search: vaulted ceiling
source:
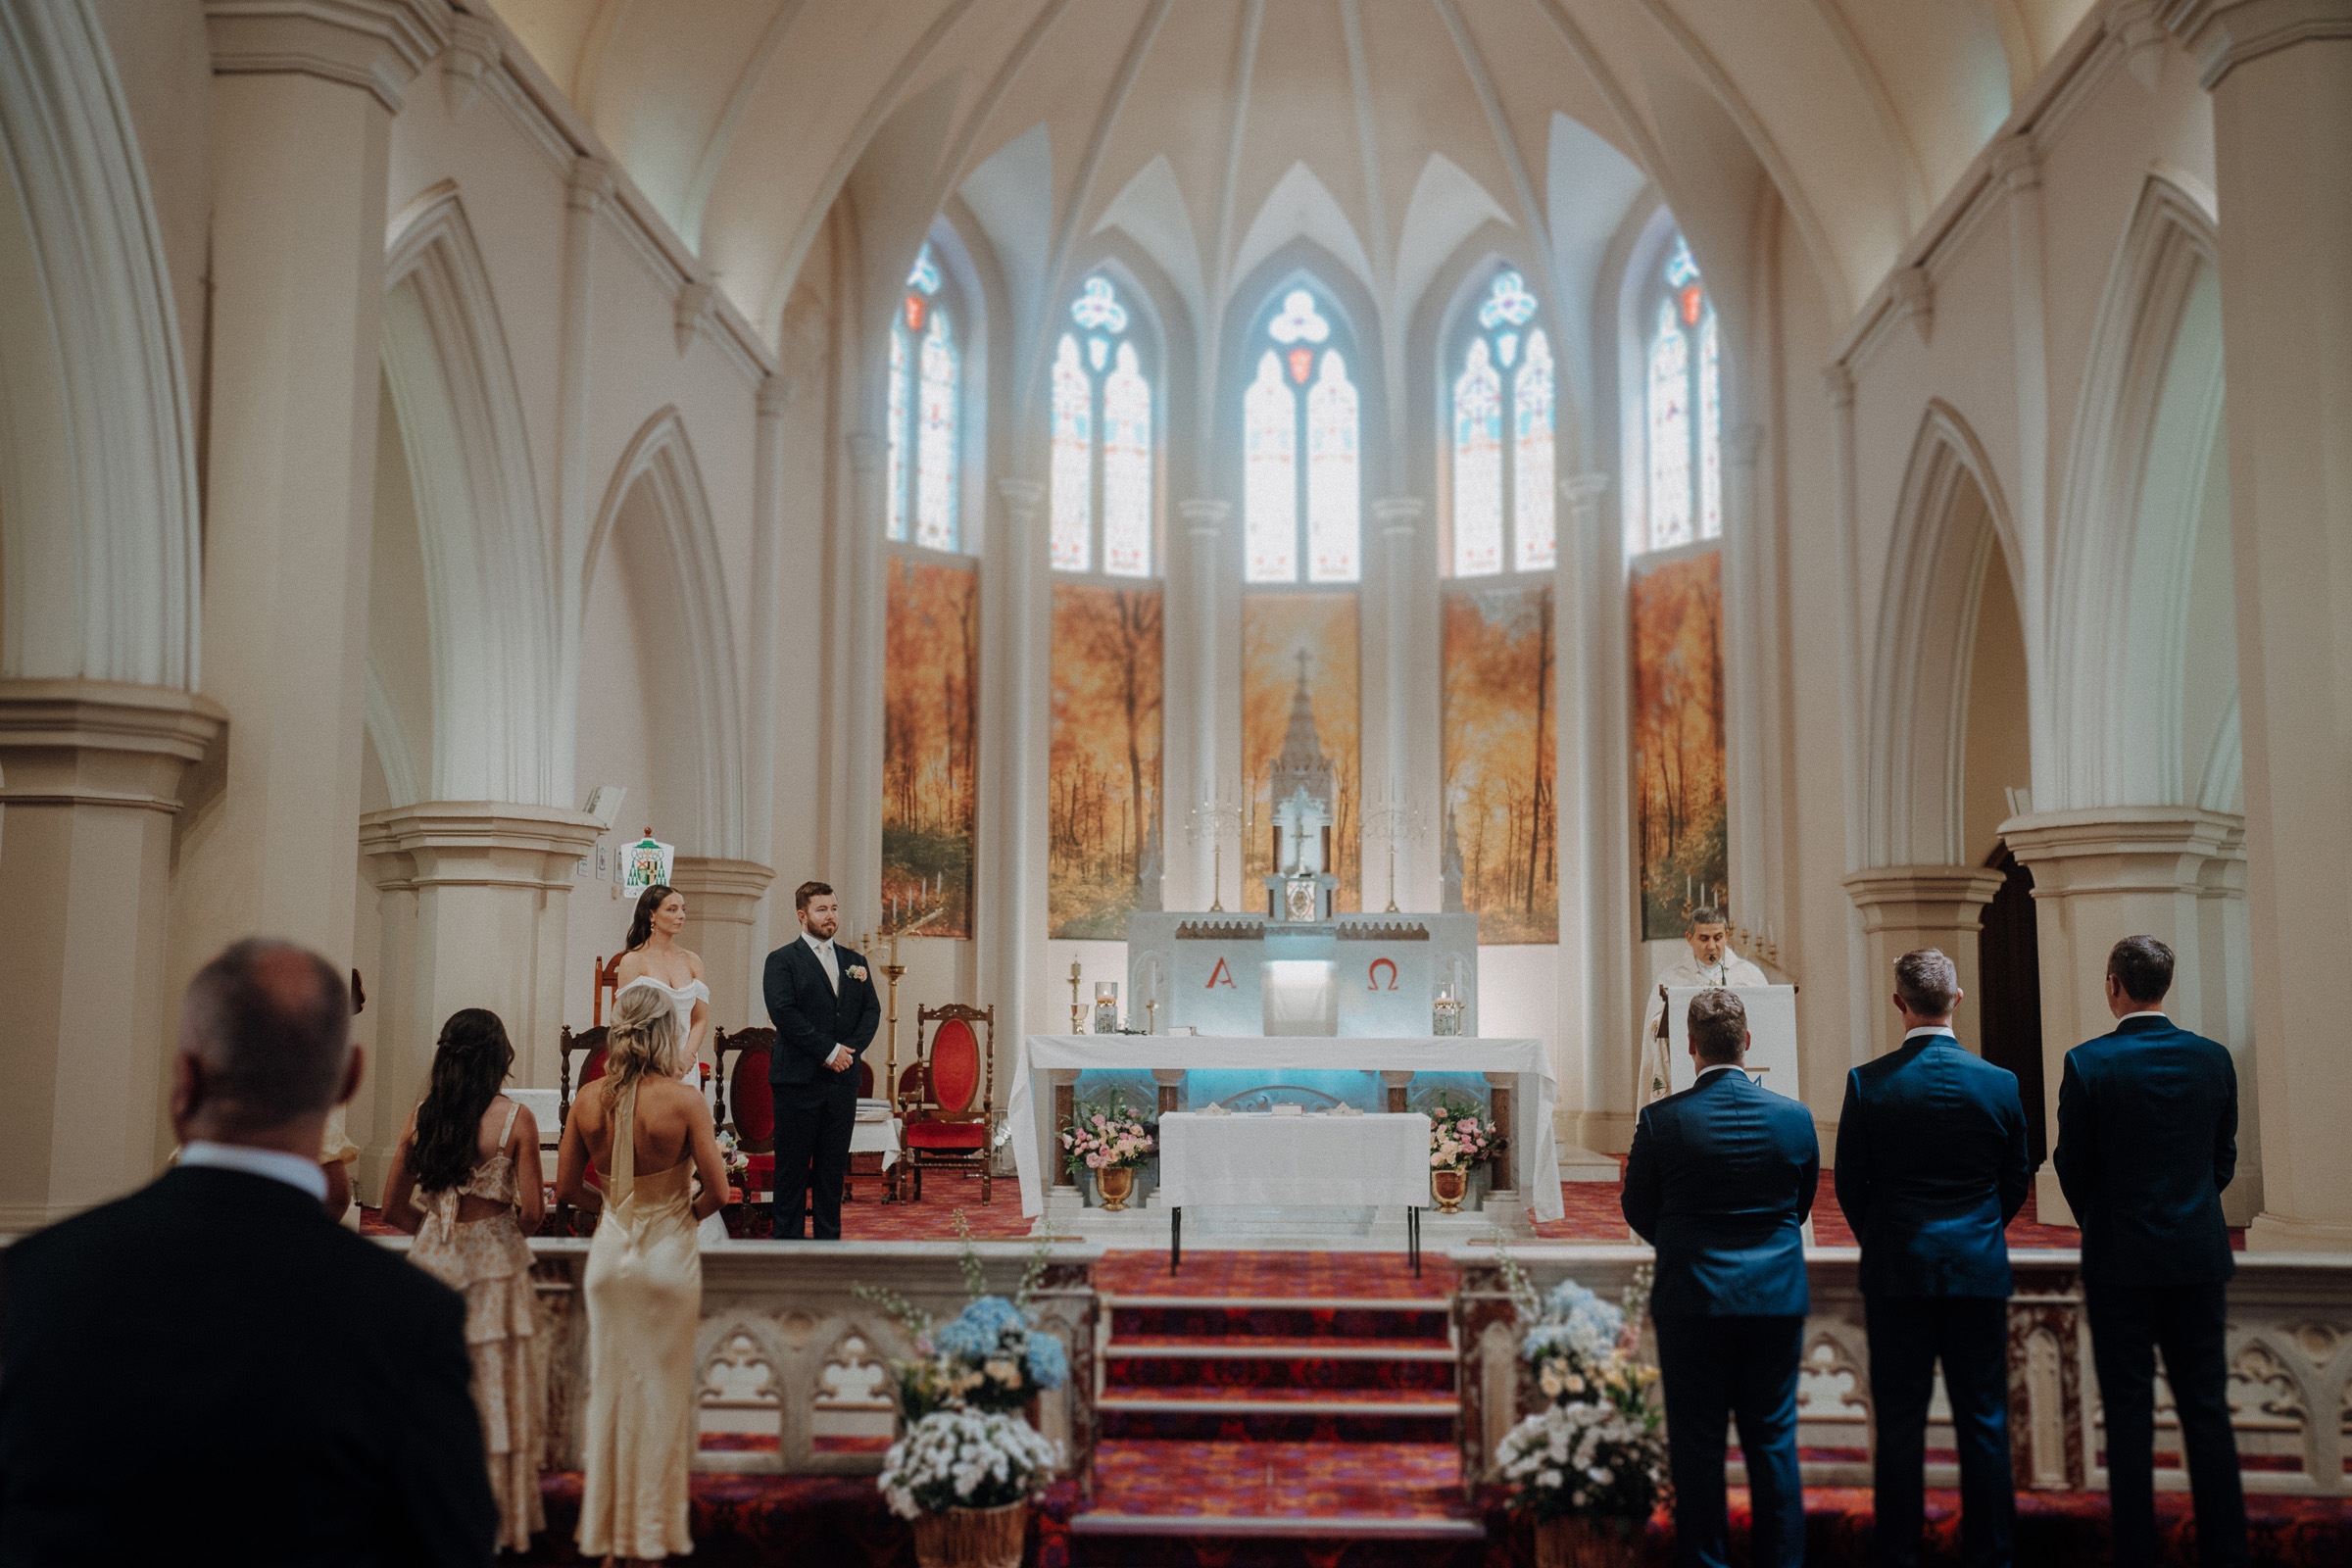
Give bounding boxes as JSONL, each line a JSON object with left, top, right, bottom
{"left": 488, "top": 0, "right": 2095, "bottom": 357}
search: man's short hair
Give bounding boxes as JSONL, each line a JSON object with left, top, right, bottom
{"left": 1690, "top": 904, "right": 1727, "bottom": 931}
{"left": 181, "top": 939, "right": 351, "bottom": 1133}
{"left": 2108, "top": 935, "right": 2176, "bottom": 1005}
{"left": 1688, "top": 988, "right": 1747, "bottom": 1063}
{"left": 795, "top": 880, "right": 833, "bottom": 913}
{"left": 1893, "top": 948, "right": 1960, "bottom": 1015}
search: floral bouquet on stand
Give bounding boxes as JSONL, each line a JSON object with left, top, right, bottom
{"left": 1061, "top": 1094, "right": 1156, "bottom": 1211}
{"left": 1425, "top": 1093, "right": 1506, "bottom": 1212}
{"left": 858, "top": 1218, "right": 1070, "bottom": 1568}
{"left": 1491, "top": 1256, "right": 1668, "bottom": 1568}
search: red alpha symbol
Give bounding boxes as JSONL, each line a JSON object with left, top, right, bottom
{"left": 1204, "top": 957, "right": 1237, "bottom": 990}
{"left": 1368, "top": 957, "right": 1398, "bottom": 991}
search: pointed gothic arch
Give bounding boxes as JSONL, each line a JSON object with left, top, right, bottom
{"left": 585, "top": 409, "right": 749, "bottom": 859}
{"left": 380, "top": 185, "right": 562, "bottom": 806}
{"left": 1860, "top": 402, "right": 2025, "bottom": 868}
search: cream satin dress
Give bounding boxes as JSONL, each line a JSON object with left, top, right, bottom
{"left": 577, "top": 1080, "right": 700, "bottom": 1561}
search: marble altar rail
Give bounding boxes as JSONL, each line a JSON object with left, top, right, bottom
{"left": 1454, "top": 1248, "right": 2352, "bottom": 1499}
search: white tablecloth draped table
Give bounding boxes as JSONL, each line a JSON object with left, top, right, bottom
{"left": 1156, "top": 1112, "right": 1431, "bottom": 1207}
{"left": 1005, "top": 1034, "right": 1564, "bottom": 1220}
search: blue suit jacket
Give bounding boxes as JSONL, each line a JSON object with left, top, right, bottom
{"left": 1623, "top": 1067, "right": 1819, "bottom": 1318}
{"left": 1834, "top": 1032, "right": 2034, "bottom": 1298}
{"left": 2054, "top": 1014, "right": 2237, "bottom": 1289}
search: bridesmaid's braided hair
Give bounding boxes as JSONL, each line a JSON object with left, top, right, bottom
{"left": 602, "top": 983, "right": 683, "bottom": 1106}
{"left": 409, "top": 1008, "right": 515, "bottom": 1194}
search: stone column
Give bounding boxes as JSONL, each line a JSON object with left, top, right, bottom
{"left": 670, "top": 856, "right": 776, "bottom": 1033}
{"left": 1368, "top": 498, "right": 1426, "bottom": 905}
{"left": 0, "top": 681, "right": 224, "bottom": 1226}
{"left": 2000, "top": 808, "right": 2254, "bottom": 1226}
{"left": 358, "top": 803, "right": 600, "bottom": 1192}
{"left": 1560, "top": 474, "right": 1632, "bottom": 1157}
{"left": 995, "top": 478, "right": 1050, "bottom": 1042}
{"left": 178, "top": 1, "right": 446, "bottom": 984}
{"left": 1175, "top": 500, "right": 1230, "bottom": 907}
{"left": 840, "top": 434, "right": 887, "bottom": 924}
{"left": 2166, "top": 0, "right": 2352, "bottom": 1251}
{"left": 747, "top": 373, "right": 790, "bottom": 969}
{"left": 1840, "top": 866, "right": 2008, "bottom": 1059}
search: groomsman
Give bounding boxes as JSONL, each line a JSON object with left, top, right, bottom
{"left": 1835, "top": 949, "right": 2034, "bottom": 1568}
{"left": 764, "top": 882, "right": 880, "bottom": 1240}
{"left": 1624, "top": 988, "right": 1819, "bottom": 1568}
{"left": 2056, "top": 936, "right": 2247, "bottom": 1568}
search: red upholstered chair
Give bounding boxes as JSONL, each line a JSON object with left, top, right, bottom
{"left": 555, "top": 1025, "right": 611, "bottom": 1233}
{"left": 901, "top": 1004, "right": 995, "bottom": 1204}
{"left": 714, "top": 1027, "right": 776, "bottom": 1205}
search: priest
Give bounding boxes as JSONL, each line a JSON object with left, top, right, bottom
{"left": 1640, "top": 906, "right": 1767, "bottom": 1104}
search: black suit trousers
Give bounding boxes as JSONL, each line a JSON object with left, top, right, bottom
{"left": 771, "top": 1071, "right": 858, "bottom": 1240}
{"left": 1655, "top": 1314, "right": 1806, "bottom": 1568}
{"left": 1865, "top": 1295, "right": 2014, "bottom": 1568}
{"left": 2087, "top": 1280, "right": 2247, "bottom": 1568}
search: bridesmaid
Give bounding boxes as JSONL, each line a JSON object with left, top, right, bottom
{"left": 382, "top": 1008, "right": 548, "bottom": 1553}
{"left": 556, "top": 984, "right": 727, "bottom": 1566}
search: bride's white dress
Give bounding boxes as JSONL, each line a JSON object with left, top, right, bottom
{"left": 614, "top": 974, "right": 729, "bottom": 1249}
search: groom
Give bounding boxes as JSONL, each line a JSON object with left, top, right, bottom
{"left": 764, "top": 881, "right": 881, "bottom": 1240}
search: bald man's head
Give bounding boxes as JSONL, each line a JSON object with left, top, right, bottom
{"left": 175, "top": 939, "right": 353, "bottom": 1143}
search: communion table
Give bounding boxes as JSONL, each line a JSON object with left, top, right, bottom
{"left": 1157, "top": 1111, "right": 1432, "bottom": 1272}
{"left": 1005, "top": 1034, "right": 1566, "bottom": 1222}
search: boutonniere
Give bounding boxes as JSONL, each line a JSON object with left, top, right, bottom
{"left": 847, "top": 964, "right": 867, "bottom": 982}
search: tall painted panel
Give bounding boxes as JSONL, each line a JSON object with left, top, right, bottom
{"left": 883, "top": 555, "right": 977, "bottom": 935}
{"left": 1442, "top": 584, "right": 1557, "bottom": 942}
{"left": 1629, "top": 552, "right": 1726, "bottom": 938}
{"left": 1049, "top": 582, "right": 1163, "bottom": 937}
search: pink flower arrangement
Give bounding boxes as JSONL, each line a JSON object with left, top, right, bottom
{"left": 1061, "top": 1095, "right": 1156, "bottom": 1177}
{"left": 1428, "top": 1096, "right": 1505, "bottom": 1172}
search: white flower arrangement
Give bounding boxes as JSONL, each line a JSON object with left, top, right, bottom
{"left": 1492, "top": 1254, "right": 1669, "bottom": 1529}
{"left": 878, "top": 1408, "right": 1062, "bottom": 1520}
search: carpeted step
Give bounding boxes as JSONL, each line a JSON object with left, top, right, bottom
{"left": 1105, "top": 1345, "right": 1457, "bottom": 1394}
{"left": 1111, "top": 1299, "right": 1452, "bottom": 1345}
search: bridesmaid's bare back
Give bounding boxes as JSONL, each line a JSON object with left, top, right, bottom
{"left": 576, "top": 1075, "right": 707, "bottom": 1177}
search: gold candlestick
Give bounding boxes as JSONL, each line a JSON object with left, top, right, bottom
{"left": 1068, "top": 959, "right": 1086, "bottom": 1034}
{"left": 880, "top": 954, "right": 906, "bottom": 1202}
{"left": 1146, "top": 998, "right": 1157, "bottom": 1035}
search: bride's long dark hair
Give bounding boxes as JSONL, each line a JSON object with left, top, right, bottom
{"left": 625, "top": 884, "right": 679, "bottom": 953}
{"left": 408, "top": 1008, "right": 515, "bottom": 1194}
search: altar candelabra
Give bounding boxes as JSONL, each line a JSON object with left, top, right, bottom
{"left": 1185, "top": 796, "right": 1245, "bottom": 912}
{"left": 874, "top": 903, "right": 942, "bottom": 1200}
{"left": 1362, "top": 792, "right": 1428, "bottom": 913}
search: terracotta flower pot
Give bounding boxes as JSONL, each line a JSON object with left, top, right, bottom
{"left": 1534, "top": 1515, "right": 1641, "bottom": 1568}
{"left": 1430, "top": 1167, "right": 1469, "bottom": 1212}
{"left": 1096, "top": 1165, "right": 1136, "bottom": 1211}
{"left": 911, "top": 1500, "right": 1027, "bottom": 1568}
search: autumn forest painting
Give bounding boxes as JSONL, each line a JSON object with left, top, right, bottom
{"left": 1443, "top": 584, "right": 1558, "bottom": 943}
{"left": 1049, "top": 582, "right": 1164, "bottom": 938}
{"left": 1629, "top": 551, "right": 1727, "bottom": 939}
{"left": 1242, "top": 594, "right": 1360, "bottom": 914}
{"left": 883, "top": 554, "right": 977, "bottom": 937}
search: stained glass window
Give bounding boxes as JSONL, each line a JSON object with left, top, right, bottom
{"left": 1306, "top": 352, "right": 1359, "bottom": 582}
{"left": 916, "top": 307, "right": 958, "bottom": 552}
{"left": 1447, "top": 270, "right": 1552, "bottom": 575}
{"left": 1245, "top": 351, "right": 1297, "bottom": 582}
{"left": 1646, "top": 299, "right": 1691, "bottom": 552}
{"left": 1514, "top": 329, "right": 1556, "bottom": 570}
{"left": 1047, "top": 274, "right": 1154, "bottom": 577}
{"left": 1636, "top": 232, "right": 1723, "bottom": 557}
{"left": 886, "top": 323, "right": 909, "bottom": 543}
{"left": 1050, "top": 334, "right": 1092, "bottom": 570}
{"left": 1452, "top": 338, "right": 1503, "bottom": 576}
{"left": 1102, "top": 342, "right": 1152, "bottom": 577}
{"left": 1698, "top": 310, "right": 1722, "bottom": 542}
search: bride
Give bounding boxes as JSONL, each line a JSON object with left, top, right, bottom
{"left": 614, "top": 884, "right": 729, "bottom": 1249}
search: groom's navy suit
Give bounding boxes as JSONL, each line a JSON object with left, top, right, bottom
{"left": 1835, "top": 1029, "right": 2034, "bottom": 1568}
{"left": 2056, "top": 1013, "right": 2246, "bottom": 1568}
{"left": 1624, "top": 1065, "right": 1819, "bottom": 1568}
{"left": 764, "top": 933, "right": 880, "bottom": 1239}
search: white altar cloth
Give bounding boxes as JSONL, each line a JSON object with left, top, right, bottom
{"left": 1006, "top": 1035, "right": 1564, "bottom": 1221}
{"left": 1157, "top": 1112, "right": 1430, "bottom": 1208}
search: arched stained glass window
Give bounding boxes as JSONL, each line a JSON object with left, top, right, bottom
{"left": 1243, "top": 284, "right": 1359, "bottom": 584}
{"left": 885, "top": 241, "right": 966, "bottom": 553}
{"left": 1452, "top": 339, "right": 1503, "bottom": 576}
{"left": 1448, "top": 270, "right": 1553, "bottom": 575}
{"left": 1050, "top": 334, "right": 1091, "bottom": 570}
{"left": 1244, "top": 351, "right": 1297, "bottom": 582}
{"left": 1636, "top": 233, "right": 1722, "bottom": 557}
{"left": 1047, "top": 274, "right": 1154, "bottom": 577}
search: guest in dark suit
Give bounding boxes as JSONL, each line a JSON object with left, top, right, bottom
{"left": 1624, "top": 987, "right": 1820, "bottom": 1568}
{"left": 1836, "top": 948, "right": 2034, "bottom": 1568}
{"left": 0, "top": 938, "right": 496, "bottom": 1566}
{"left": 763, "top": 880, "right": 882, "bottom": 1240}
{"left": 2056, "top": 935, "right": 2247, "bottom": 1568}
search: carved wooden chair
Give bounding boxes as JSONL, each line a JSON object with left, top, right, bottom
{"left": 553, "top": 1024, "right": 610, "bottom": 1234}
{"left": 900, "top": 1004, "right": 995, "bottom": 1204}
